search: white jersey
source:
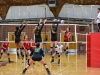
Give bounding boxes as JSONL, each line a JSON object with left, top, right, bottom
{"left": 97, "top": 12, "right": 100, "bottom": 23}
{"left": 56, "top": 45, "right": 63, "bottom": 53}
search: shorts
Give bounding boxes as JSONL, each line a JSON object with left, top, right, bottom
{"left": 1, "top": 48, "right": 7, "bottom": 51}
{"left": 51, "top": 36, "right": 57, "bottom": 41}
{"left": 97, "top": 23, "right": 100, "bottom": 32}
{"left": 32, "top": 54, "right": 42, "bottom": 61}
{"left": 15, "top": 38, "right": 21, "bottom": 43}
{"left": 64, "top": 40, "right": 69, "bottom": 42}
{"left": 35, "top": 38, "right": 42, "bottom": 43}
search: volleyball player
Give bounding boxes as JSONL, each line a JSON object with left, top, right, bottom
{"left": 33, "top": 19, "right": 47, "bottom": 48}
{"left": 91, "top": 8, "right": 100, "bottom": 32}
{"left": 21, "top": 35, "right": 29, "bottom": 63}
{"left": 50, "top": 19, "right": 60, "bottom": 63}
{"left": 0, "top": 37, "right": 11, "bottom": 63}
{"left": 26, "top": 39, "right": 36, "bottom": 65}
{"left": 51, "top": 42, "right": 63, "bottom": 65}
{"left": 14, "top": 20, "right": 28, "bottom": 48}
{"left": 22, "top": 43, "right": 51, "bottom": 75}
{"left": 17, "top": 48, "right": 20, "bottom": 59}
{"left": 29, "top": 39, "right": 36, "bottom": 53}
{"left": 61, "top": 27, "right": 71, "bottom": 57}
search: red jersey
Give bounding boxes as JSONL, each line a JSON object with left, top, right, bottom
{"left": 27, "top": 43, "right": 31, "bottom": 50}
{"left": 2, "top": 42, "right": 9, "bottom": 50}
{"left": 30, "top": 42, "right": 36, "bottom": 50}
{"left": 23, "top": 39, "right": 28, "bottom": 49}
{"left": 64, "top": 31, "right": 71, "bottom": 41}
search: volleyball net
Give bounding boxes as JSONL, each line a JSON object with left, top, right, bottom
{"left": 0, "top": 24, "right": 90, "bottom": 49}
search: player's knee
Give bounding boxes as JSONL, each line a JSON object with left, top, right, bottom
{"left": 52, "top": 56, "right": 54, "bottom": 58}
{"left": 20, "top": 48, "right": 24, "bottom": 50}
{"left": 58, "top": 55, "right": 60, "bottom": 57}
{"left": 66, "top": 47, "right": 68, "bottom": 49}
{"left": 7, "top": 53, "right": 10, "bottom": 56}
{"left": 28, "top": 63, "right": 30, "bottom": 66}
{"left": 55, "top": 46, "right": 57, "bottom": 49}
{"left": 26, "top": 55, "right": 28, "bottom": 57}
{"left": 44, "top": 63, "right": 47, "bottom": 66}
{"left": 22, "top": 55, "right": 24, "bottom": 57}
{"left": 1, "top": 53, "right": 3, "bottom": 55}
{"left": 17, "top": 48, "right": 19, "bottom": 50}
{"left": 50, "top": 47, "right": 53, "bottom": 49}
{"left": 64, "top": 49, "right": 66, "bottom": 52}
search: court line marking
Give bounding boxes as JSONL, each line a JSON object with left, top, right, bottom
{"left": 52, "top": 57, "right": 86, "bottom": 75}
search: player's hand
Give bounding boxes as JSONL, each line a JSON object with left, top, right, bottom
{"left": 39, "top": 19, "right": 42, "bottom": 24}
{"left": 22, "top": 20, "right": 26, "bottom": 24}
{"left": 44, "top": 19, "right": 47, "bottom": 24}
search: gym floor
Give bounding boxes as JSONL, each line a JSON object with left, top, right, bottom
{"left": 0, "top": 53, "right": 100, "bottom": 75}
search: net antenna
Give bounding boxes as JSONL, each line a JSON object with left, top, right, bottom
{"left": 68, "top": 10, "right": 70, "bottom": 27}
{"left": 44, "top": 6, "right": 48, "bottom": 41}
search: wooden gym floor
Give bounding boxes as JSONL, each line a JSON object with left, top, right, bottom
{"left": 0, "top": 53, "right": 100, "bottom": 75}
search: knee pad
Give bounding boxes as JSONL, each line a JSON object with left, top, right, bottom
{"left": 66, "top": 47, "right": 68, "bottom": 49}
{"left": 50, "top": 47, "right": 53, "bottom": 49}
{"left": 20, "top": 48, "right": 24, "bottom": 50}
{"left": 17, "top": 48, "right": 19, "bottom": 50}
{"left": 56, "top": 51, "right": 59, "bottom": 54}
{"left": 55, "top": 46, "right": 57, "bottom": 49}
{"left": 64, "top": 49, "right": 66, "bottom": 52}
{"left": 44, "top": 64, "right": 46, "bottom": 66}
{"left": 26, "top": 55, "right": 28, "bottom": 57}
{"left": 28, "top": 64, "right": 30, "bottom": 66}
{"left": 1, "top": 53, "right": 3, "bottom": 55}
{"left": 58, "top": 55, "right": 60, "bottom": 57}
{"left": 22, "top": 55, "right": 24, "bottom": 57}
{"left": 52, "top": 56, "right": 54, "bottom": 58}
{"left": 7, "top": 53, "right": 10, "bottom": 56}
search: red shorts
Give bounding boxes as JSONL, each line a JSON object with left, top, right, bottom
{"left": 1, "top": 48, "right": 8, "bottom": 51}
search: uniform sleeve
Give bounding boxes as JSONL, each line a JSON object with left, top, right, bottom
{"left": 97, "top": 13, "right": 100, "bottom": 19}
{"left": 20, "top": 25, "right": 26, "bottom": 32}
{"left": 30, "top": 49, "right": 34, "bottom": 56}
{"left": 19, "top": 25, "right": 23, "bottom": 28}
{"left": 40, "top": 24, "right": 44, "bottom": 31}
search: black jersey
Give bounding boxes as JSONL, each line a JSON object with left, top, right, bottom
{"left": 35, "top": 24, "right": 44, "bottom": 38}
{"left": 14, "top": 25, "right": 26, "bottom": 39}
{"left": 51, "top": 23, "right": 58, "bottom": 36}
{"left": 30, "top": 48, "right": 44, "bottom": 57}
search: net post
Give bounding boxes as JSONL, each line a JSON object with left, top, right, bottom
{"left": 75, "top": 24, "right": 78, "bottom": 72}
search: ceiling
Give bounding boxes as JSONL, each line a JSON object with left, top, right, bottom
{"left": 0, "top": 0, "right": 100, "bottom": 19}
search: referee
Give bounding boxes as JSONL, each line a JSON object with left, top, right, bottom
{"left": 91, "top": 8, "right": 100, "bottom": 32}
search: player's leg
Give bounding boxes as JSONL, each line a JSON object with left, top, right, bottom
{"left": 39, "top": 59, "right": 51, "bottom": 75}
{"left": 40, "top": 42, "right": 43, "bottom": 49}
{"left": 50, "top": 41, "right": 53, "bottom": 55}
{"left": 22, "top": 59, "right": 35, "bottom": 74}
{"left": 5, "top": 50, "right": 11, "bottom": 63}
{"left": 20, "top": 48, "right": 25, "bottom": 63}
{"left": 0, "top": 49, "right": 3, "bottom": 59}
{"left": 57, "top": 53, "right": 61, "bottom": 65}
{"left": 25, "top": 49, "right": 30, "bottom": 64}
{"left": 17, "top": 48, "right": 20, "bottom": 59}
{"left": 64, "top": 42, "right": 69, "bottom": 57}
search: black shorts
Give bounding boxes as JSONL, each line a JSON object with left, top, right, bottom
{"left": 51, "top": 36, "right": 57, "bottom": 41}
{"left": 15, "top": 38, "right": 21, "bottom": 43}
{"left": 98, "top": 23, "right": 100, "bottom": 32}
{"left": 32, "top": 54, "right": 42, "bottom": 61}
{"left": 35, "top": 38, "right": 42, "bottom": 43}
